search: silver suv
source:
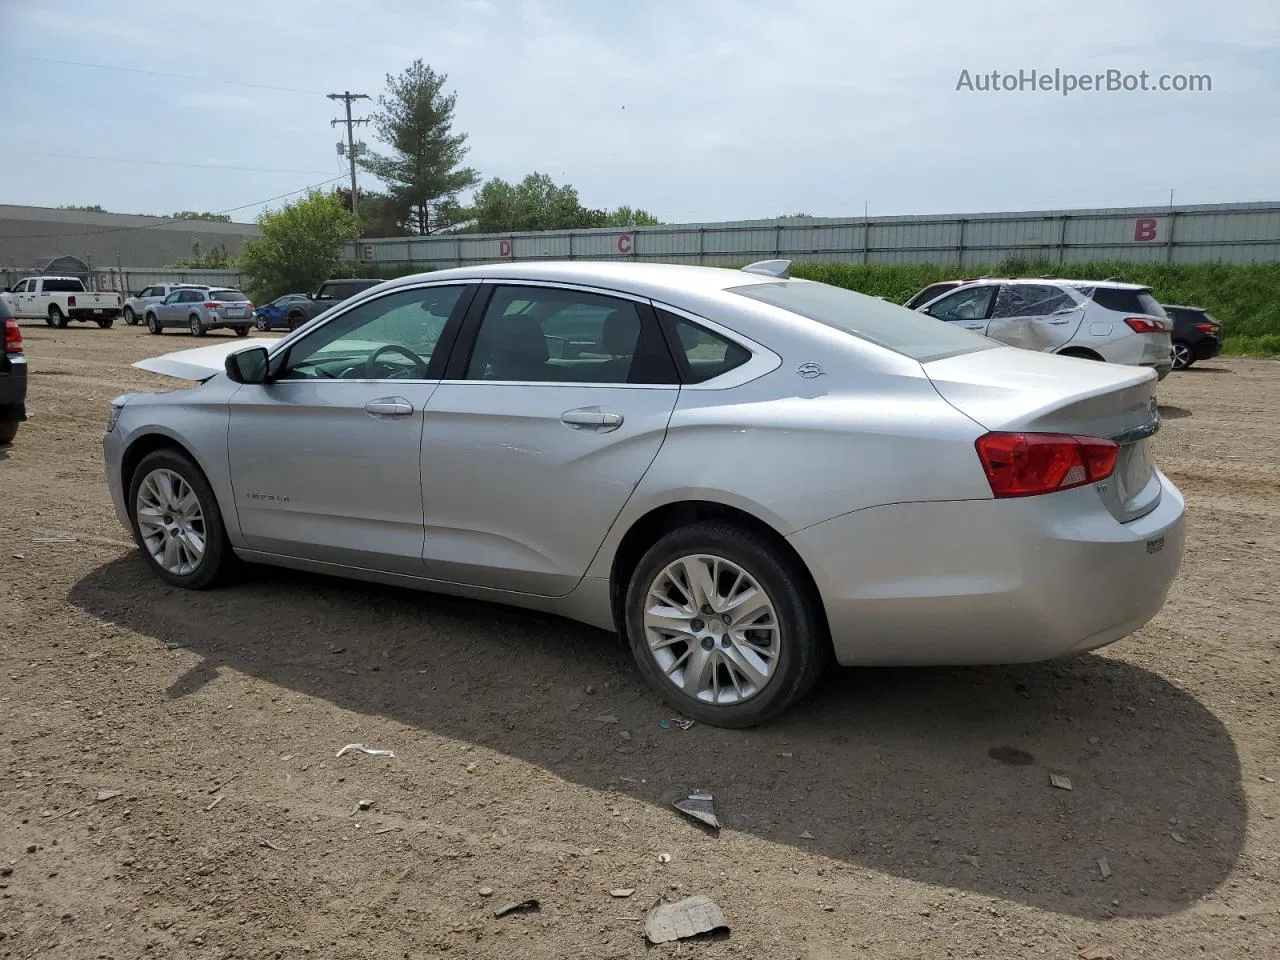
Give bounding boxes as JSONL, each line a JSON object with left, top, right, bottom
{"left": 915, "top": 278, "right": 1174, "bottom": 379}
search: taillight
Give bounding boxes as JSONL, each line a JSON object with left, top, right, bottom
{"left": 1194, "top": 322, "right": 1217, "bottom": 334}
{"left": 1123, "top": 316, "right": 1169, "bottom": 334}
{"left": 3, "top": 316, "right": 22, "bottom": 355}
{"left": 68, "top": 295, "right": 77, "bottom": 307}
{"left": 117, "top": 294, "right": 123, "bottom": 306}
{"left": 204, "top": 302, "right": 221, "bottom": 309}
{"left": 975, "top": 432, "right": 1119, "bottom": 498}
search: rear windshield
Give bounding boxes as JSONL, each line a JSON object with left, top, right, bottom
{"left": 320, "top": 280, "right": 379, "bottom": 300}
{"left": 209, "top": 289, "right": 248, "bottom": 301}
{"left": 1088, "top": 287, "right": 1166, "bottom": 317}
{"left": 728, "top": 280, "right": 995, "bottom": 363}
{"left": 41, "top": 278, "right": 86, "bottom": 292}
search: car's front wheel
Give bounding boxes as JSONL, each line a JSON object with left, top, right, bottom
{"left": 254, "top": 316, "right": 270, "bottom": 332}
{"left": 123, "top": 307, "right": 138, "bottom": 325}
{"left": 146, "top": 313, "right": 162, "bottom": 334}
{"left": 128, "top": 449, "right": 231, "bottom": 589}
{"left": 623, "top": 521, "right": 828, "bottom": 728}
{"left": 1172, "top": 341, "right": 1194, "bottom": 369}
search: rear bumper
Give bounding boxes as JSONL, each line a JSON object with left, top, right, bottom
{"left": 0, "top": 357, "right": 28, "bottom": 420}
{"left": 1192, "top": 337, "right": 1222, "bottom": 361}
{"left": 68, "top": 308, "right": 121, "bottom": 319}
{"left": 787, "top": 472, "right": 1185, "bottom": 666}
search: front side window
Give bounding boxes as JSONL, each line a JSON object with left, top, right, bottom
{"left": 923, "top": 285, "right": 997, "bottom": 322}
{"left": 163, "top": 291, "right": 182, "bottom": 304}
{"left": 280, "top": 285, "right": 465, "bottom": 380}
{"left": 466, "top": 286, "right": 645, "bottom": 384}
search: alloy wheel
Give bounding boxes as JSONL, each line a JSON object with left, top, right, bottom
{"left": 643, "top": 553, "right": 780, "bottom": 705}
{"left": 1172, "top": 342, "right": 1191, "bottom": 369}
{"left": 135, "top": 468, "right": 206, "bottom": 576}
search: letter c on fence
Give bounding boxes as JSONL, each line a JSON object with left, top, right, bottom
{"left": 1133, "top": 217, "right": 1158, "bottom": 242}
{"left": 617, "top": 234, "right": 633, "bottom": 254}
{"left": 499, "top": 239, "right": 512, "bottom": 257}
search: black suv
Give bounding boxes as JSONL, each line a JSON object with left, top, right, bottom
{"left": 285, "top": 278, "right": 383, "bottom": 331}
{"left": 1163, "top": 305, "right": 1222, "bottom": 369}
{"left": 1, "top": 297, "right": 27, "bottom": 444}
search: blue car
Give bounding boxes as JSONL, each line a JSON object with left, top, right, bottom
{"left": 253, "top": 293, "right": 310, "bottom": 331}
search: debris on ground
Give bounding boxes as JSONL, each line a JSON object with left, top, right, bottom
{"left": 1049, "top": 773, "right": 1074, "bottom": 791}
{"left": 354, "top": 800, "right": 374, "bottom": 812}
{"left": 610, "top": 888, "right": 635, "bottom": 898}
{"left": 478, "top": 886, "right": 494, "bottom": 897}
{"left": 493, "top": 899, "right": 540, "bottom": 918}
{"left": 1079, "top": 947, "right": 1116, "bottom": 960}
{"left": 644, "top": 895, "right": 729, "bottom": 944}
{"left": 1171, "top": 832, "right": 1187, "bottom": 844}
{"left": 798, "top": 831, "right": 815, "bottom": 840}
{"left": 1097, "top": 857, "right": 1112, "bottom": 879}
{"left": 657, "top": 853, "right": 672, "bottom": 863}
{"left": 619, "top": 730, "right": 632, "bottom": 741}
{"left": 336, "top": 743, "right": 395, "bottom": 759}
{"left": 673, "top": 792, "right": 720, "bottom": 830}
{"left": 260, "top": 839, "right": 286, "bottom": 852}
{"left": 204, "top": 796, "right": 223, "bottom": 812}
{"left": 94, "top": 789, "right": 122, "bottom": 803}
{"left": 594, "top": 713, "right": 619, "bottom": 723}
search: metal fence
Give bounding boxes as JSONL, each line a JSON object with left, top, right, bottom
{"left": 346, "top": 201, "right": 1280, "bottom": 270}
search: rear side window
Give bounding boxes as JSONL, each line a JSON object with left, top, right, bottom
{"left": 992, "top": 284, "right": 1077, "bottom": 318}
{"left": 730, "top": 280, "right": 994, "bottom": 363}
{"left": 1089, "top": 287, "right": 1167, "bottom": 318}
{"left": 659, "top": 311, "right": 751, "bottom": 383}
{"left": 41, "top": 278, "right": 85, "bottom": 293}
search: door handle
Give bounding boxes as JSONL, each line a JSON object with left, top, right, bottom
{"left": 363, "top": 397, "right": 414, "bottom": 417}
{"left": 1048, "top": 319, "right": 1071, "bottom": 325}
{"left": 964, "top": 323, "right": 985, "bottom": 330}
{"left": 561, "top": 407, "right": 624, "bottom": 431}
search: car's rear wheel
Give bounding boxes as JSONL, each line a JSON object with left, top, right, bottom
{"left": 146, "top": 313, "right": 162, "bottom": 334}
{"left": 0, "top": 421, "right": 18, "bottom": 444}
{"left": 233, "top": 326, "right": 250, "bottom": 337}
{"left": 287, "top": 312, "right": 304, "bottom": 331}
{"left": 189, "top": 314, "right": 206, "bottom": 337}
{"left": 1172, "top": 341, "right": 1194, "bottom": 369}
{"left": 128, "top": 449, "right": 231, "bottom": 589}
{"left": 123, "top": 307, "right": 138, "bottom": 325}
{"left": 623, "top": 521, "right": 828, "bottom": 728}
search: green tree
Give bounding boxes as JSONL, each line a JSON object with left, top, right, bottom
{"left": 332, "top": 187, "right": 410, "bottom": 237}
{"left": 470, "top": 173, "right": 660, "bottom": 232}
{"left": 58, "top": 204, "right": 108, "bottom": 213}
{"left": 359, "top": 59, "right": 479, "bottom": 235}
{"left": 171, "top": 238, "right": 232, "bottom": 269}
{"left": 237, "top": 191, "right": 357, "bottom": 301}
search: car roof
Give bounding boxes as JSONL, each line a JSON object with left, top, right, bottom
{"left": 378, "top": 260, "right": 781, "bottom": 301}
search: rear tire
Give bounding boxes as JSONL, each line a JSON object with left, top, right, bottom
{"left": 127, "top": 449, "right": 232, "bottom": 589}
{"left": 287, "top": 312, "right": 305, "bottom": 331}
{"left": 1172, "top": 341, "right": 1194, "bottom": 370}
{"left": 124, "top": 307, "right": 138, "bottom": 325}
{"left": 623, "top": 521, "right": 829, "bottom": 728}
{"left": 189, "top": 314, "right": 207, "bottom": 337}
{"left": 0, "top": 421, "right": 18, "bottom": 445}
{"left": 146, "top": 313, "right": 162, "bottom": 334}
{"left": 233, "top": 326, "right": 250, "bottom": 337}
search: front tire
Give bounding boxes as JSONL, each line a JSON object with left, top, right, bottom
{"left": 0, "top": 421, "right": 18, "bottom": 444}
{"left": 189, "top": 314, "right": 207, "bottom": 337}
{"left": 254, "top": 316, "right": 270, "bottom": 332}
{"left": 623, "top": 521, "right": 828, "bottom": 728}
{"left": 128, "top": 449, "right": 231, "bottom": 589}
{"left": 1172, "top": 341, "right": 1194, "bottom": 370}
{"left": 124, "top": 307, "right": 138, "bottom": 325}
{"left": 146, "top": 313, "right": 162, "bottom": 334}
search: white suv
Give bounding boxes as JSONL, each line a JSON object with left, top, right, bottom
{"left": 914, "top": 278, "right": 1174, "bottom": 379}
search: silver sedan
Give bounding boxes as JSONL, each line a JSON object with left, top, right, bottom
{"left": 103, "top": 261, "right": 1185, "bottom": 727}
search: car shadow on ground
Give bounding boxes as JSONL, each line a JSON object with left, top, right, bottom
{"left": 1158, "top": 404, "right": 1192, "bottom": 419}
{"left": 69, "top": 556, "right": 1244, "bottom": 920}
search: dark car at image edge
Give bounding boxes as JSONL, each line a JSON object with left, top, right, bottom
{"left": 1, "top": 298, "right": 27, "bottom": 444}
{"left": 1163, "top": 304, "right": 1223, "bottom": 369}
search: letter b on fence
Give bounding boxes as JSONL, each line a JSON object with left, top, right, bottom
{"left": 1133, "top": 217, "right": 1158, "bottom": 242}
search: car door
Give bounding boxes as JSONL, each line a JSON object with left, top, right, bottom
{"left": 920, "top": 284, "right": 997, "bottom": 335}
{"left": 155, "top": 290, "right": 184, "bottom": 324}
{"left": 985, "top": 283, "right": 1084, "bottom": 352}
{"left": 227, "top": 282, "right": 474, "bottom": 574}
{"left": 12, "top": 280, "right": 32, "bottom": 317}
{"left": 421, "top": 282, "right": 681, "bottom": 597}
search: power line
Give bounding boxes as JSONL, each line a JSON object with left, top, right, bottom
{"left": 8, "top": 54, "right": 325, "bottom": 96}
{"left": 328, "top": 92, "right": 372, "bottom": 227}
{"left": 13, "top": 175, "right": 348, "bottom": 242}
{"left": 15, "top": 150, "right": 334, "bottom": 175}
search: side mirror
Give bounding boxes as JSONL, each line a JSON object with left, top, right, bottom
{"left": 306, "top": 292, "right": 315, "bottom": 300}
{"left": 225, "top": 345, "right": 269, "bottom": 384}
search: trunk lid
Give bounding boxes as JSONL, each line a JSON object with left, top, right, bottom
{"left": 924, "top": 346, "right": 1162, "bottom": 523}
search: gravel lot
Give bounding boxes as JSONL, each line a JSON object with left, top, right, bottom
{"left": 2, "top": 322, "right": 1277, "bottom": 959}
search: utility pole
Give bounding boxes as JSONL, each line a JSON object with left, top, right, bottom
{"left": 328, "top": 91, "right": 371, "bottom": 228}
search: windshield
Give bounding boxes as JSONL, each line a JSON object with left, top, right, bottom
{"left": 728, "top": 280, "right": 996, "bottom": 363}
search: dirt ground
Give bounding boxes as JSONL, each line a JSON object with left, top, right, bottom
{"left": 1, "top": 320, "right": 1277, "bottom": 960}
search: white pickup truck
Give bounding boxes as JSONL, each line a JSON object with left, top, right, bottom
{"left": 2, "top": 276, "right": 123, "bottom": 328}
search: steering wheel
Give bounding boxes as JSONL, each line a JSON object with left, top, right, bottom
{"left": 364, "top": 343, "right": 429, "bottom": 379}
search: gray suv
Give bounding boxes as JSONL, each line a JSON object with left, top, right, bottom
{"left": 284, "top": 278, "right": 383, "bottom": 331}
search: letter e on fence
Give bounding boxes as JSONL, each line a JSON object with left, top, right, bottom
{"left": 616, "top": 234, "right": 634, "bottom": 255}
{"left": 1134, "top": 217, "right": 1158, "bottom": 242}
{"left": 499, "top": 239, "right": 513, "bottom": 257}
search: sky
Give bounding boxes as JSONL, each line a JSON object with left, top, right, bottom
{"left": 1, "top": 0, "right": 1277, "bottom": 226}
